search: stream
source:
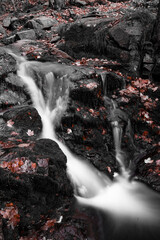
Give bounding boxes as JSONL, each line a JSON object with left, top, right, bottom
{"left": 11, "top": 51, "right": 160, "bottom": 240}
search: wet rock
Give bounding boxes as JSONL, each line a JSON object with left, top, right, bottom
{"left": 0, "top": 137, "right": 73, "bottom": 238}
{"left": 101, "top": 72, "right": 126, "bottom": 95}
{"left": 69, "top": 78, "right": 102, "bottom": 107}
{"left": 16, "top": 30, "right": 36, "bottom": 41}
{"left": 2, "top": 105, "right": 42, "bottom": 138}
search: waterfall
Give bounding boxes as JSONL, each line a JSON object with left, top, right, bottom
{"left": 11, "top": 52, "right": 160, "bottom": 239}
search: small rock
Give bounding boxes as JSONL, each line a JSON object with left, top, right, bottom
{"left": 51, "top": 35, "right": 60, "bottom": 43}
{"left": 3, "top": 16, "right": 11, "bottom": 28}
{"left": 16, "top": 30, "right": 36, "bottom": 40}
{"left": 3, "top": 35, "right": 16, "bottom": 45}
{"left": 73, "top": 0, "right": 87, "bottom": 6}
{"left": 35, "top": 16, "right": 58, "bottom": 29}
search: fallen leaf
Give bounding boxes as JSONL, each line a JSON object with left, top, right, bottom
{"left": 18, "top": 143, "right": 30, "bottom": 148}
{"left": 7, "top": 119, "right": 14, "bottom": 128}
{"left": 144, "top": 158, "right": 153, "bottom": 164}
{"left": 26, "top": 129, "right": 34, "bottom": 136}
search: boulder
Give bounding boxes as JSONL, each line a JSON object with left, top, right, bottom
{"left": 59, "top": 10, "right": 155, "bottom": 76}
{"left": 0, "top": 137, "right": 73, "bottom": 238}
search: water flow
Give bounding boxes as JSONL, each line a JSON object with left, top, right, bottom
{"left": 17, "top": 57, "right": 110, "bottom": 198}
{"left": 15, "top": 54, "right": 160, "bottom": 239}
{"left": 110, "top": 100, "right": 128, "bottom": 176}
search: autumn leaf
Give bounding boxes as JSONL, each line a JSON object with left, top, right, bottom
{"left": 18, "top": 143, "right": 30, "bottom": 148}
{"left": 7, "top": 119, "right": 14, "bottom": 128}
{"left": 31, "top": 163, "right": 36, "bottom": 169}
{"left": 144, "top": 158, "right": 153, "bottom": 164}
{"left": 26, "top": 129, "right": 34, "bottom": 136}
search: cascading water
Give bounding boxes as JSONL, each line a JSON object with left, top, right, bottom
{"left": 11, "top": 52, "right": 160, "bottom": 239}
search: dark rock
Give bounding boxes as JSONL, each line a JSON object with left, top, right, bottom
{"left": 25, "top": 19, "right": 41, "bottom": 30}
{"left": 49, "top": 0, "right": 66, "bottom": 10}
{"left": 3, "top": 105, "right": 42, "bottom": 138}
{"left": 69, "top": 78, "right": 102, "bottom": 107}
{"left": 100, "top": 72, "right": 126, "bottom": 95}
{"left": 109, "top": 26, "right": 130, "bottom": 49}
{"left": 3, "top": 35, "right": 16, "bottom": 45}
{"left": 72, "top": 0, "right": 87, "bottom": 6}
{"left": 59, "top": 10, "right": 155, "bottom": 75}
{"left": 16, "top": 30, "right": 36, "bottom": 40}
{"left": 151, "top": 57, "right": 160, "bottom": 82}
{"left": 0, "top": 137, "right": 73, "bottom": 237}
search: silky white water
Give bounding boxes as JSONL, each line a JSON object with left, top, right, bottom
{"left": 12, "top": 53, "right": 160, "bottom": 238}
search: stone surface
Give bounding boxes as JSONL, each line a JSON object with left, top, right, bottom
{"left": 16, "top": 30, "right": 36, "bottom": 40}
{"left": 0, "top": 48, "right": 16, "bottom": 77}
{"left": 3, "top": 16, "right": 11, "bottom": 28}
{"left": 59, "top": 10, "right": 155, "bottom": 75}
{"left": 35, "top": 16, "right": 58, "bottom": 29}
{"left": 2, "top": 106, "right": 42, "bottom": 138}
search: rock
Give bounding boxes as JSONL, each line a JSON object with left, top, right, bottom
{"left": 16, "top": 30, "right": 36, "bottom": 40}
{"left": 72, "top": 0, "right": 87, "bottom": 6}
{"left": 69, "top": 78, "right": 102, "bottom": 106}
{"left": 100, "top": 72, "right": 126, "bottom": 95}
{"left": 0, "top": 137, "right": 73, "bottom": 237}
{"left": 49, "top": 0, "right": 66, "bottom": 10}
{"left": 3, "top": 105, "right": 42, "bottom": 138}
{"left": 151, "top": 57, "right": 160, "bottom": 82}
{"left": 109, "top": 26, "right": 130, "bottom": 49}
{"left": 59, "top": 10, "right": 155, "bottom": 76}
{"left": 3, "top": 16, "right": 11, "bottom": 28}
{"left": 3, "top": 35, "right": 16, "bottom": 45}
{"left": 28, "top": 16, "right": 58, "bottom": 30}
{"left": 0, "top": 90, "right": 27, "bottom": 107}
{"left": 5, "top": 73, "right": 25, "bottom": 88}
{"left": 51, "top": 35, "right": 61, "bottom": 43}
{"left": 25, "top": 19, "right": 41, "bottom": 30}
{"left": 0, "top": 47, "right": 16, "bottom": 77}
{"left": 0, "top": 25, "right": 6, "bottom": 35}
